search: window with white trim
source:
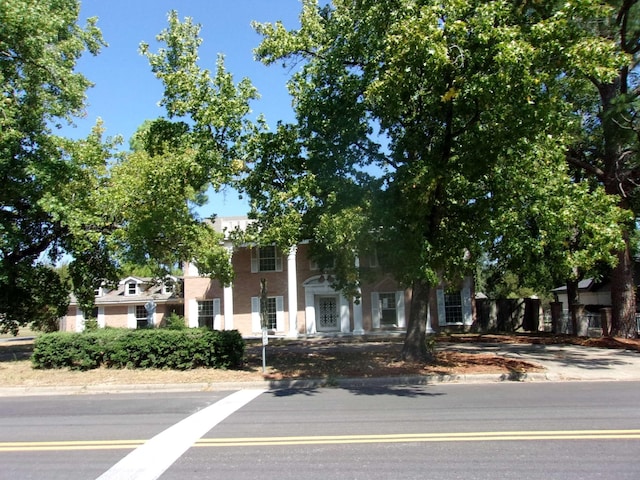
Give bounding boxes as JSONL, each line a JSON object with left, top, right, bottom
{"left": 126, "top": 282, "right": 138, "bottom": 296}
{"left": 251, "top": 296, "right": 284, "bottom": 332}
{"left": 198, "top": 300, "right": 214, "bottom": 329}
{"left": 135, "top": 305, "right": 148, "bottom": 328}
{"left": 371, "top": 291, "right": 406, "bottom": 329}
{"left": 251, "top": 246, "right": 283, "bottom": 272}
{"left": 442, "top": 291, "right": 463, "bottom": 324}
{"left": 264, "top": 297, "right": 277, "bottom": 330}
{"left": 369, "top": 249, "right": 380, "bottom": 268}
{"left": 379, "top": 293, "right": 398, "bottom": 327}
{"left": 437, "top": 284, "right": 472, "bottom": 326}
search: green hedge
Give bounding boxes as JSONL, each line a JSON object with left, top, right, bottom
{"left": 32, "top": 329, "right": 245, "bottom": 371}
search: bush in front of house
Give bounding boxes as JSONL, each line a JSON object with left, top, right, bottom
{"left": 163, "top": 313, "right": 187, "bottom": 330}
{"left": 31, "top": 329, "right": 245, "bottom": 371}
{"left": 31, "top": 330, "right": 119, "bottom": 370}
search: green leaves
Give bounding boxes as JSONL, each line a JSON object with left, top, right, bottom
{"left": 488, "top": 132, "right": 629, "bottom": 291}
{"left": 247, "top": 0, "right": 633, "bottom": 309}
{"left": 140, "top": 11, "right": 259, "bottom": 191}
{"left": 0, "top": 0, "right": 108, "bottom": 334}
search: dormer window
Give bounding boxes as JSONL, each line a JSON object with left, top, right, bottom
{"left": 160, "top": 276, "right": 178, "bottom": 295}
{"left": 94, "top": 286, "right": 103, "bottom": 297}
{"left": 162, "top": 282, "right": 174, "bottom": 295}
{"left": 121, "top": 277, "right": 144, "bottom": 297}
{"left": 126, "top": 282, "right": 138, "bottom": 296}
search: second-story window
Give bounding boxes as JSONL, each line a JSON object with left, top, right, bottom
{"left": 251, "top": 246, "right": 283, "bottom": 272}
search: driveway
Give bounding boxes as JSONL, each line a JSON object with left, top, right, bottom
{"left": 446, "top": 342, "right": 640, "bottom": 381}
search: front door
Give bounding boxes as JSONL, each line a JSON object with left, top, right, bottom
{"left": 317, "top": 295, "right": 339, "bottom": 332}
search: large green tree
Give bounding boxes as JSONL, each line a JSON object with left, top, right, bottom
{"left": 561, "top": 0, "right": 639, "bottom": 337}
{"left": 0, "top": 0, "right": 109, "bottom": 333}
{"left": 487, "top": 136, "right": 628, "bottom": 331}
{"left": 1, "top": 4, "right": 261, "bottom": 334}
{"left": 246, "top": 0, "right": 630, "bottom": 358}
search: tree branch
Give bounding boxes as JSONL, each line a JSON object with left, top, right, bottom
{"left": 566, "top": 154, "right": 605, "bottom": 180}
{"left": 4, "top": 231, "right": 58, "bottom": 265}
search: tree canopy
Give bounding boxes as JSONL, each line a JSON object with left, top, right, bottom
{"left": 2, "top": 0, "right": 636, "bottom": 343}
{"left": 0, "top": 5, "right": 248, "bottom": 333}
{"left": 245, "top": 0, "right": 634, "bottom": 356}
{"left": 560, "top": 0, "right": 639, "bottom": 336}
{"left": 0, "top": 0, "right": 107, "bottom": 333}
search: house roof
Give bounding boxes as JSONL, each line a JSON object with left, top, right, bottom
{"left": 552, "top": 278, "right": 609, "bottom": 293}
{"left": 70, "top": 277, "right": 183, "bottom": 306}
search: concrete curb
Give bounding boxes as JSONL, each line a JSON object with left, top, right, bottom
{"left": 3, "top": 370, "right": 637, "bottom": 397}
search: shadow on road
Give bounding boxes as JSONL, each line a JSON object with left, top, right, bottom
{"left": 269, "top": 384, "right": 445, "bottom": 398}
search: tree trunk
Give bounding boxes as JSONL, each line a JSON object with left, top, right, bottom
{"left": 599, "top": 81, "right": 638, "bottom": 339}
{"left": 566, "top": 278, "right": 579, "bottom": 336}
{"left": 401, "top": 280, "right": 434, "bottom": 362}
{"left": 610, "top": 231, "right": 637, "bottom": 338}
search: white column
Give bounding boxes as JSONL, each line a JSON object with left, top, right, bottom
{"left": 76, "top": 309, "right": 85, "bottom": 332}
{"left": 127, "top": 306, "right": 136, "bottom": 329}
{"left": 426, "top": 298, "right": 435, "bottom": 334}
{"left": 224, "top": 284, "right": 234, "bottom": 330}
{"left": 223, "top": 244, "right": 234, "bottom": 330}
{"left": 352, "top": 256, "right": 364, "bottom": 334}
{"left": 97, "top": 307, "right": 105, "bottom": 329}
{"left": 188, "top": 298, "right": 198, "bottom": 328}
{"left": 213, "top": 298, "right": 222, "bottom": 330}
{"left": 287, "top": 245, "right": 299, "bottom": 337}
{"left": 340, "top": 295, "right": 351, "bottom": 333}
{"left": 305, "top": 290, "right": 316, "bottom": 335}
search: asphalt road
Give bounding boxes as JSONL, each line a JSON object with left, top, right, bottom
{"left": 1, "top": 382, "right": 639, "bottom": 480}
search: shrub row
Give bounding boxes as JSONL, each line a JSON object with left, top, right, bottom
{"left": 32, "top": 329, "right": 245, "bottom": 371}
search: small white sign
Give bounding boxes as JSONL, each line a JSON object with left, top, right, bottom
{"left": 262, "top": 328, "right": 269, "bottom": 346}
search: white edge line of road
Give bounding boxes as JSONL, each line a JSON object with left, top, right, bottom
{"left": 95, "top": 388, "right": 266, "bottom": 480}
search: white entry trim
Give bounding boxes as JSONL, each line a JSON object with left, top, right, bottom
{"left": 302, "top": 276, "right": 350, "bottom": 335}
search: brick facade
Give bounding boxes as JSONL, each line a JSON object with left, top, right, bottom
{"left": 62, "top": 217, "right": 475, "bottom": 335}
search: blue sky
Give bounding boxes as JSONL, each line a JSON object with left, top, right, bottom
{"left": 69, "top": 0, "right": 305, "bottom": 216}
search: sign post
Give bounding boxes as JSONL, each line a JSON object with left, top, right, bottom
{"left": 260, "top": 278, "right": 268, "bottom": 373}
{"left": 261, "top": 327, "right": 268, "bottom": 373}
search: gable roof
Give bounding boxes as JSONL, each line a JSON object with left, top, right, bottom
{"left": 552, "top": 278, "right": 609, "bottom": 293}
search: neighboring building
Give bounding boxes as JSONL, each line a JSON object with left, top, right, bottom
{"left": 62, "top": 217, "right": 475, "bottom": 336}
{"left": 60, "top": 276, "right": 183, "bottom": 332}
{"left": 552, "top": 278, "right": 613, "bottom": 314}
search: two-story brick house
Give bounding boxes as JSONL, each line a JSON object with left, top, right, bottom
{"left": 62, "top": 216, "right": 475, "bottom": 335}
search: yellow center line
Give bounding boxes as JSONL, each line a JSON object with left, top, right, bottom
{"left": 1, "top": 429, "right": 639, "bottom": 452}
{"left": 0, "top": 439, "right": 146, "bottom": 452}
{"left": 193, "top": 429, "right": 640, "bottom": 447}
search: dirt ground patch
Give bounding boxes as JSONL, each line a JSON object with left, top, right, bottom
{"left": 0, "top": 333, "right": 637, "bottom": 387}
{"left": 249, "top": 339, "right": 545, "bottom": 381}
